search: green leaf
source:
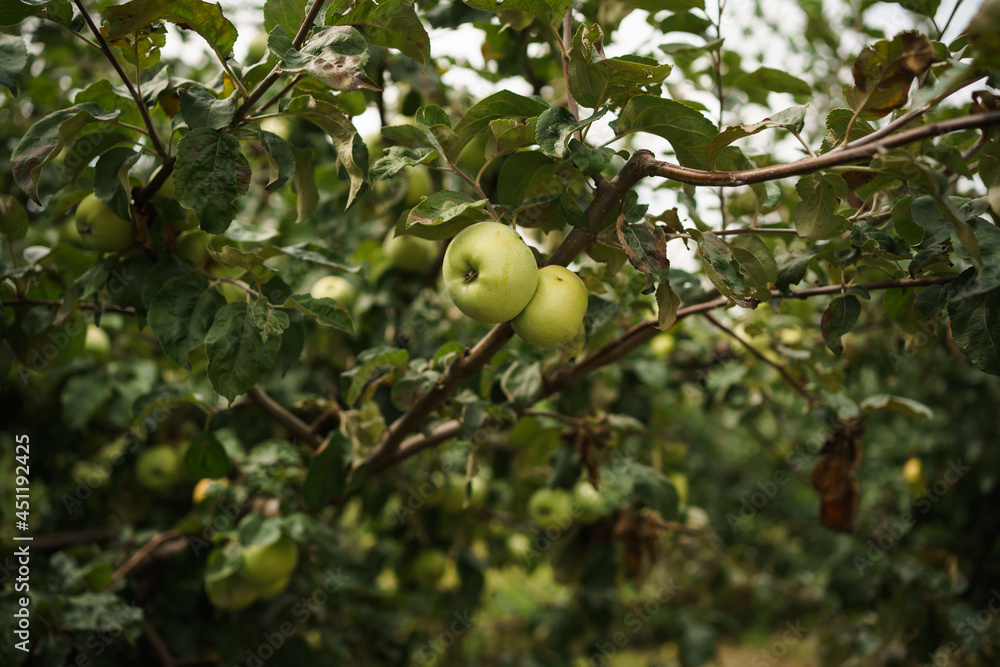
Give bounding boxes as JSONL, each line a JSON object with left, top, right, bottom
{"left": 56, "top": 593, "right": 142, "bottom": 632}
{"left": 280, "top": 295, "right": 355, "bottom": 334}
{"left": 370, "top": 146, "right": 434, "bottom": 182}
{"left": 615, "top": 95, "right": 717, "bottom": 169}
{"left": 451, "top": 90, "right": 548, "bottom": 158}
{"left": 568, "top": 138, "right": 614, "bottom": 176}
{"left": 103, "top": 0, "right": 239, "bottom": 63}
{"left": 290, "top": 146, "right": 318, "bottom": 222}
{"left": 204, "top": 302, "right": 283, "bottom": 401}
{"left": 656, "top": 281, "right": 680, "bottom": 331}
{"left": 659, "top": 11, "right": 713, "bottom": 35}
{"left": 11, "top": 103, "right": 121, "bottom": 202}
{"left": 263, "top": 0, "right": 306, "bottom": 35}
{"left": 535, "top": 106, "right": 607, "bottom": 159}
{"left": 859, "top": 394, "right": 933, "bottom": 419}
{"left": 500, "top": 361, "right": 542, "bottom": 409}
{"left": 403, "top": 190, "right": 491, "bottom": 239}
{"left": 0, "top": 34, "right": 27, "bottom": 95}
{"left": 303, "top": 432, "right": 352, "bottom": 509}
{"left": 174, "top": 128, "right": 251, "bottom": 234}
{"left": 822, "top": 295, "right": 862, "bottom": 356}
{"left": 274, "top": 242, "right": 358, "bottom": 273}
{"left": 285, "top": 95, "right": 366, "bottom": 206}
{"left": 730, "top": 234, "right": 778, "bottom": 292}
{"left": 148, "top": 273, "right": 226, "bottom": 369}
{"left": 693, "top": 231, "right": 746, "bottom": 300}
{"left": 270, "top": 25, "right": 381, "bottom": 92}
{"left": 345, "top": 348, "right": 408, "bottom": 406}
{"left": 733, "top": 67, "right": 812, "bottom": 98}
{"left": 569, "top": 24, "right": 671, "bottom": 109}
{"left": 258, "top": 129, "right": 296, "bottom": 191}
{"left": 617, "top": 218, "right": 671, "bottom": 291}
{"left": 793, "top": 172, "right": 849, "bottom": 241}
{"left": 843, "top": 31, "right": 937, "bottom": 120}
{"left": 460, "top": 0, "right": 573, "bottom": 31}
{"left": 93, "top": 146, "right": 140, "bottom": 222}
{"left": 0, "top": 195, "right": 29, "bottom": 241}
{"left": 184, "top": 432, "right": 230, "bottom": 478}
{"left": 948, "top": 281, "right": 1000, "bottom": 376}
{"left": 630, "top": 464, "right": 680, "bottom": 520}
{"left": 496, "top": 151, "right": 589, "bottom": 231}
{"left": 850, "top": 224, "right": 912, "bottom": 259}
{"left": 706, "top": 105, "right": 807, "bottom": 169}
{"left": 179, "top": 86, "right": 238, "bottom": 129}
{"left": 60, "top": 373, "right": 112, "bottom": 430}
{"left": 326, "top": 0, "right": 430, "bottom": 65}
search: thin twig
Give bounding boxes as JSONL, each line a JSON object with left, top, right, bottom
{"left": 247, "top": 385, "right": 324, "bottom": 448}
{"left": 561, "top": 10, "right": 579, "bottom": 123}
{"left": 702, "top": 311, "right": 817, "bottom": 405}
{"left": 0, "top": 298, "right": 136, "bottom": 315}
{"left": 142, "top": 618, "right": 177, "bottom": 667}
{"left": 72, "top": 0, "right": 169, "bottom": 160}
{"left": 108, "top": 529, "right": 183, "bottom": 587}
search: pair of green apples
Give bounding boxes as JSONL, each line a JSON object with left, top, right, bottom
{"left": 441, "top": 221, "right": 588, "bottom": 348}
{"left": 205, "top": 535, "right": 300, "bottom": 611}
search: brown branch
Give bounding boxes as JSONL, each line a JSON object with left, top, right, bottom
{"left": 107, "top": 529, "right": 183, "bottom": 587}
{"left": 702, "top": 311, "right": 817, "bottom": 405}
{"left": 247, "top": 385, "right": 324, "bottom": 449}
{"left": 1, "top": 298, "right": 136, "bottom": 315}
{"left": 142, "top": 618, "right": 177, "bottom": 667}
{"left": 710, "top": 227, "right": 801, "bottom": 236}
{"left": 233, "top": 0, "right": 328, "bottom": 124}
{"left": 643, "top": 110, "right": 1000, "bottom": 187}
{"left": 32, "top": 527, "right": 116, "bottom": 550}
{"left": 72, "top": 0, "right": 169, "bottom": 161}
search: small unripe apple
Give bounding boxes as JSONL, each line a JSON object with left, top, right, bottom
{"left": 254, "top": 573, "right": 291, "bottom": 600}
{"left": 384, "top": 231, "right": 438, "bottom": 273}
{"left": 240, "top": 535, "right": 299, "bottom": 585}
{"left": 75, "top": 193, "right": 134, "bottom": 252}
{"left": 572, "top": 480, "right": 607, "bottom": 522}
{"left": 310, "top": 275, "right": 357, "bottom": 309}
{"left": 175, "top": 229, "right": 212, "bottom": 267}
{"left": 527, "top": 487, "right": 574, "bottom": 531}
{"left": 135, "top": 444, "right": 182, "bottom": 490}
{"left": 902, "top": 457, "right": 922, "bottom": 484}
{"left": 442, "top": 221, "right": 538, "bottom": 323}
{"left": 512, "top": 265, "right": 588, "bottom": 348}
{"left": 649, "top": 333, "right": 675, "bottom": 360}
{"left": 83, "top": 324, "right": 110, "bottom": 361}
{"left": 404, "top": 165, "right": 434, "bottom": 207}
{"left": 411, "top": 549, "right": 448, "bottom": 588}
{"left": 206, "top": 574, "right": 259, "bottom": 611}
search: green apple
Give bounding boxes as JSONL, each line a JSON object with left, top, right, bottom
{"left": 436, "top": 474, "right": 487, "bottom": 513}
{"left": 384, "top": 231, "right": 438, "bottom": 273}
{"left": 442, "top": 221, "right": 538, "bottom": 323}
{"left": 206, "top": 574, "right": 259, "bottom": 611}
{"left": 527, "top": 487, "right": 574, "bottom": 531}
{"left": 668, "top": 473, "right": 689, "bottom": 507}
{"left": 155, "top": 175, "right": 200, "bottom": 231}
{"left": 506, "top": 533, "right": 532, "bottom": 560}
{"left": 411, "top": 549, "right": 448, "bottom": 588}
{"left": 175, "top": 229, "right": 212, "bottom": 267}
{"left": 572, "top": 480, "right": 607, "bottom": 522}
{"left": 405, "top": 165, "right": 434, "bottom": 207}
{"left": 650, "top": 332, "right": 676, "bottom": 360}
{"left": 240, "top": 535, "right": 299, "bottom": 585}
{"left": 83, "top": 324, "right": 110, "bottom": 361}
{"left": 512, "top": 265, "right": 588, "bottom": 348}
{"left": 310, "top": 275, "right": 357, "bottom": 309}
{"left": 135, "top": 444, "right": 182, "bottom": 490}
{"left": 255, "top": 573, "right": 291, "bottom": 600}
{"left": 75, "top": 194, "right": 134, "bottom": 252}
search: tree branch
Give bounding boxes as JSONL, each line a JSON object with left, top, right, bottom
{"left": 233, "top": 0, "right": 328, "bottom": 125}
{"left": 642, "top": 110, "right": 1000, "bottom": 187}
{"left": 142, "top": 618, "right": 177, "bottom": 667}
{"left": 107, "top": 529, "right": 183, "bottom": 587}
{"left": 247, "top": 385, "right": 324, "bottom": 449}
{"left": 366, "top": 275, "right": 959, "bottom": 475}
{"left": 1, "top": 298, "right": 136, "bottom": 315}
{"left": 72, "top": 0, "right": 169, "bottom": 161}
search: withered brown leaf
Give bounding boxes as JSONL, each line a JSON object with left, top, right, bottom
{"left": 811, "top": 417, "right": 866, "bottom": 533}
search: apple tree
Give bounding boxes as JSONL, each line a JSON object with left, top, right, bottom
{"left": 2, "top": 0, "right": 1000, "bottom": 665}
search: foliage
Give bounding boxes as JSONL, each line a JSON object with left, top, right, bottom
{"left": 1, "top": 0, "right": 1000, "bottom": 665}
